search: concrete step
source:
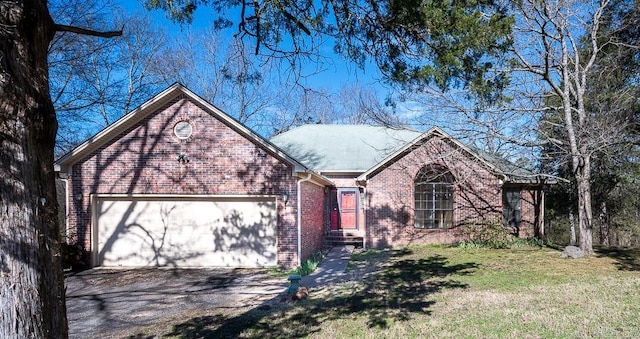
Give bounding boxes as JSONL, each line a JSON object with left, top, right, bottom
{"left": 324, "top": 235, "right": 364, "bottom": 247}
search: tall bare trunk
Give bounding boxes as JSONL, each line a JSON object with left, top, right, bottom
{"left": 598, "top": 201, "right": 610, "bottom": 247}
{"left": 569, "top": 210, "right": 577, "bottom": 246}
{"left": 575, "top": 156, "right": 594, "bottom": 254}
{"left": 0, "top": 1, "right": 68, "bottom": 338}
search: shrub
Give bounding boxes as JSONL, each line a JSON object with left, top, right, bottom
{"left": 294, "top": 250, "right": 327, "bottom": 276}
{"left": 61, "top": 242, "right": 88, "bottom": 270}
{"left": 459, "top": 222, "right": 515, "bottom": 249}
{"left": 456, "top": 223, "right": 547, "bottom": 249}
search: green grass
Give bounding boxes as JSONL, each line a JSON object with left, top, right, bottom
{"left": 128, "top": 246, "right": 640, "bottom": 338}
{"left": 266, "top": 250, "right": 328, "bottom": 278}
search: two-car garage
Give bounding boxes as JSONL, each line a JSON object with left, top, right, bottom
{"left": 92, "top": 195, "right": 278, "bottom": 268}
{"left": 55, "top": 85, "right": 317, "bottom": 269}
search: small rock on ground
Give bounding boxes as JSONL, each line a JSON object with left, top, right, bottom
{"left": 561, "top": 245, "right": 584, "bottom": 259}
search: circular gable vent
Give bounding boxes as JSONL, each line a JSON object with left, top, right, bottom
{"left": 173, "top": 121, "right": 193, "bottom": 139}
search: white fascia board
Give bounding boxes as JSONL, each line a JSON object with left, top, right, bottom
{"left": 318, "top": 170, "right": 366, "bottom": 177}
{"left": 297, "top": 171, "right": 334, "bottom": 187}
{"left": 356, "top": 126, "right": 506, "bottom": 181}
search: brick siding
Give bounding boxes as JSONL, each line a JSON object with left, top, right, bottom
{"left": 364, "top": 136, "right": 537, "bottom": 247}
{"left": 66, "top": 96, "right": 300, "bottom": 268}
{"left": 520, "top": 187, "right": 544, "bottom": 238}
{"left": 299, "top": 181, "right": 326, "bottom": 262}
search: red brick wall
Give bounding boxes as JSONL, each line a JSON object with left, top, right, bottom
{"left": 520, "top": 187, "right": 544, "bottom": 238}
{"left": 364, "top": 136, "right": 529, "bottom": 247}
{"left": 66, "top": 97, "right": 300, "bottom": 268}
{"left": 299, "top": 181, "right": 325, "bottom": 262}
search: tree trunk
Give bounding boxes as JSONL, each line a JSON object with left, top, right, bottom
{"left": 598, "top": 201, "right": 610, "bottom": 247}
{"left": 0, "top": 1, "right": 68, "bottom": 338}
{"left": 569, "top": 210, "right": 577, "bottom": 246}
{"left": 575, "top": 156, "right": 594, "bottom": 255}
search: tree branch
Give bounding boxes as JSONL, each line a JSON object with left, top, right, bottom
{"left": 54, "top": 24, "right": 123, "bottom": 38}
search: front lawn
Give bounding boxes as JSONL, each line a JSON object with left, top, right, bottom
{"left": 129, "top": 245, "right": 640, "bottom": 338}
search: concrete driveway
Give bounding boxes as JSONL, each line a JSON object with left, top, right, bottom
{"left": 65, "top": 268, "right": 288, "bottom": 338}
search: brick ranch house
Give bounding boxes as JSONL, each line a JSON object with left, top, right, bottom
{"left": 55, "top": 83, "right": 549, "bottom": 269}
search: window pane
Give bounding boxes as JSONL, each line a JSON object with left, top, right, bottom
{"left": 425, "top": 188, "right": 434, "bottom": 203}
{"left": 443, "top": 210, "right": 453, "bottom": 227}
{"left": 415, "top": 193, "right": 424, "bottom": 209}
{"left": 426, "top": 211, "right": 435, "bottom": 228}
{"left": 415, "top": 210, "right": 424, "bottom": 228}
{"left": 503, "top": 188, "right": 521, "bottom": 228}
{"left": 414, "top": 166, "right": 454, "bottom": 229}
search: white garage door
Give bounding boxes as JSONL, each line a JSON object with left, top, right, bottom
{"left": 94, "top": 196, "right": 277, "bottom": 268}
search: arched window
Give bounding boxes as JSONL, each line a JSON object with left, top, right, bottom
{"left": 414, "top": 166, "right": 454, "bottom": 229}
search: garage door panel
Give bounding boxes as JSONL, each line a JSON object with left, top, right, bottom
{"left": 96, "top": 197, "right": 277, "bottom": 267}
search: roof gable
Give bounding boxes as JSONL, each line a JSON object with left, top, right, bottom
{"left": 356, "top": 127, "right": 505, "bottom": 180}
{"left": 357, "top": 127, "right": 546, "bottom": 184}
{"left": 55, "top": 83, "right": 308, "bottom": 173}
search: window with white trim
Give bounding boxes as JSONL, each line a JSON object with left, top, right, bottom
{"left": 173, "top": 121, "right": 193, "bottom": 139}
{"left": 414, "top": 166, "right": 454, "bottom": 229}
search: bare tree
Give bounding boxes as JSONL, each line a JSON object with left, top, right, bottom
{"left": 156, "top": 29, "right": 401, "bottom": 137}
{"left": 156, "top": 29, "right": 287, "bottom": 135}
{"left": 407, "top": 0, "right": 639, "bottom": 254}
{"left": 508, "top": 0, "right": 640, "bottom": 254}
{"left": 49, "top": 3, "right": 170, "bottom": 156}
{"left": 335, "top": 82, "right": 402, "bottom": 125}
{"left": 267, "top": 82, "right": 406, "bottom": 136}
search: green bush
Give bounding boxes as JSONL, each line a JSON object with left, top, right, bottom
{"left": 459, "top": 222, "right": 515, "bottom": 249}
{"left": 294, "top": 250, "right": 326, "bottom": 276}
{"left": 456, "top": 223, "right": 546, "bottom": 249}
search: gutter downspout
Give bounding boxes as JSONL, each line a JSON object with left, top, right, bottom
{"left": 59, "top": 176, "right": 69, "bottom": 243}
{"left": 297, "top": 172, "right": 313, "bottom": 267}
{"left": 356, "top": 180, "right": 367, "bottom": 251}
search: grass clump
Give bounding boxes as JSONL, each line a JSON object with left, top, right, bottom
{"left": 293, "top": 250, "right": 326, "bottom": 276}
{"left": 266, "top": 249, "right": 328, "bottom": 277}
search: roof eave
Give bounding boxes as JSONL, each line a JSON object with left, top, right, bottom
{"left": 297, "top": 171, "right": 334, "bottom": 186}
{"left": 504, "top": 175, "right": 558, "bottom": 185}
{"left": 357, "top": 127, "right": 507, "bottom": 181}
{"left": 319, "top": 170, "right": 366, "bottom": 177}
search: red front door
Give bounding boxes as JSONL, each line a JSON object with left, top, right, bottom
{"left": 339, "top": 191, "right": 357, "bottom": 229}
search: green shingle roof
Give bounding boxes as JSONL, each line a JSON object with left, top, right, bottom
{"left": 473, "top": 148, "right": 550, "bottom": 184}
{"left": 271, "top": 124, "right": 551, "bottom": 184}
{"left": 270, "top": 125, "right": 422, "bottom": 172}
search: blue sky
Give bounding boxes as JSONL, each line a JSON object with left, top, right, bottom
{"left": 117, "top": 0, "right": 387, "bottom": 95}
{"left": 107, "top": 1, "right": 435, "bottom": 139}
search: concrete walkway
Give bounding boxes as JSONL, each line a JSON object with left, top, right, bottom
{"left": 301, "top": 246, "right": 354, "bottom": 288}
